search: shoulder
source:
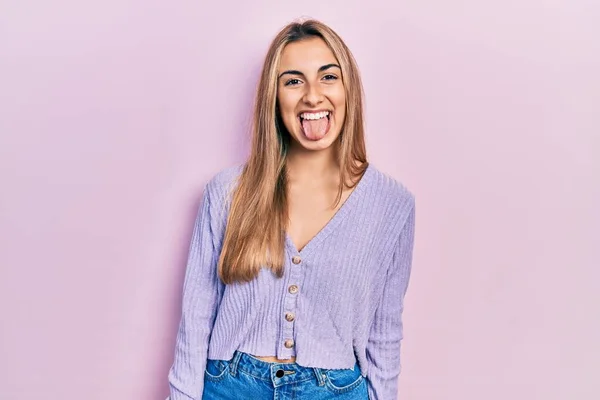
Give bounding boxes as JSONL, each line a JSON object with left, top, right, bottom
{"left": 204, "top": 163, "right": 245, "bottom": 201}
{"left": 366, "top": 163, "right": 415, "bottom": 212}
{"left": 362, "top": 164, "right": 416, "bottom": 251}
{"left": 197, "top": 163, "right": 245, "bottom": 223}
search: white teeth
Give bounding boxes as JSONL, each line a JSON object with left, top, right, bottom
{"left": 300, "top": 111, "right": 330, "bottom": 120}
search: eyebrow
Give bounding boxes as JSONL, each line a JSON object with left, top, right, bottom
{"left": 278, "top": 63, "right": 341, "bottom": 79}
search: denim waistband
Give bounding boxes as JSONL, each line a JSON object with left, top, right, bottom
{"left": 228, "top": 350, "right": 354, "bottom": 388}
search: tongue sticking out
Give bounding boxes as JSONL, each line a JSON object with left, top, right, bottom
{"left": 301, "top": 117, "right": 329, "bottom": 141}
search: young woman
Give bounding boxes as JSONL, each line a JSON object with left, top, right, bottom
{"left": 167, "top": 19, "right": 416, "bottom": 400}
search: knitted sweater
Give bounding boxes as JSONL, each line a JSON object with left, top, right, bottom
{"left": 168, "top": 163, "right": 416, "bottom": 400}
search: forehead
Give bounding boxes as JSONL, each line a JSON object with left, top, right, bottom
{"left": 278, "top": 37, "right": 338, "bottom": 71}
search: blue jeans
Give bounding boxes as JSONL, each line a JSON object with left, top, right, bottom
{"left": 203, "top": 350, "right": 368, "bottom": 399}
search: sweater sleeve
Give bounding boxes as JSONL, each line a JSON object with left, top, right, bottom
{"left": 168, "top": 188, "right": 221, "bottom": 400}
{"left": 366, "top": 202, "right": 416, "bottom": 400}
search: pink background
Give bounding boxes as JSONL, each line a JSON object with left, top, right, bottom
{"left": 1, "top": 1, "right": 598, "bottom": 399}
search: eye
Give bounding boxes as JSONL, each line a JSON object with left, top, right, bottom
{"left": 284, "top": 78, "right": 302, "bottom": 86}
{"left": 322, "top": 74, "right": 338, "bottom": 81}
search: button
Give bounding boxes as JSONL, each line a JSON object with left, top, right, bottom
{"left": 276, "top": 369, "right": 285, "bottom": 378}
{"left": 288, "top": 285, "right": 299, "bottom": 294}
{"left": 284, "top": 339, "right": 295, "bottom": 348}
{"left": 285, "top": 312, "right": 295, "bottom": 322}
{"left": 292, "top": 256, "right": 302, "bottom": 264}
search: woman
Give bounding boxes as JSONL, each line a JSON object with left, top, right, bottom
{"left": 168, "top": 19, "right": 415, "bottom": 400}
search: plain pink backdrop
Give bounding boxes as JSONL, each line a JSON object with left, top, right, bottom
{"left": 1, "top": 1, "right": 598, "bottom": 399}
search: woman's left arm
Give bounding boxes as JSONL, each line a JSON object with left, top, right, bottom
{"left": 365, "top": 201, "right": 416, "bottom": 400}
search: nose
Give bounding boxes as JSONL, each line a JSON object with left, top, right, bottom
{"left": 302, "top": 83, "right": 324, "bottom": 106}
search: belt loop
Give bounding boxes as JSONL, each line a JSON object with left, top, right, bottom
{"left": 312, "top": 367, "right": 326, "bottom": 386}
{"left": 229, "top": 350, "right": 243, "bottom": 377}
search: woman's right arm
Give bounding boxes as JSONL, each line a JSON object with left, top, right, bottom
{"left": 167, "top": 187, "right": 221, "bottom": 400}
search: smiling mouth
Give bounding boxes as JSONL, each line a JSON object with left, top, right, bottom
{"left": 298, "top": 111, "right": 332, "bottom": 141}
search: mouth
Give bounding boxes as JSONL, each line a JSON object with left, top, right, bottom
{"left": 297, "top": 110, "right": 332, "bottom": 141}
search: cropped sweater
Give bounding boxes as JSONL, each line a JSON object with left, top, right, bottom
{"left": 168, "top": 163, "right": 416, "bottom": 400}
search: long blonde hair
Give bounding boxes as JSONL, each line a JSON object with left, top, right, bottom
{"left": 219, "top": 19, "right": 368, "bottom": 284}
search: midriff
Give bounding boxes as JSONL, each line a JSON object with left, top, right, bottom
{"left": 252, "top": 355, "right": 297, "bottom": 364}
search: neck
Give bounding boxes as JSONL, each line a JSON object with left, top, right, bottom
{"left": 285, "top": 146, "right": 339, "bottom": 183}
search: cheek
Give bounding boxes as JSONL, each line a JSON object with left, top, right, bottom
{"left": 333, "top": 88, "right": 346, "bottom": 126}
{"left": 335, "top": 97, "right": 346, "bottom": 119}
{"left": 277, "top": 93, "right": 298, "bottom": 118}
{"left": 277, "top": 94, "right": 297, "bottom": 133}
{"left": 332, "top": 87, "right": 346, "bottom": 109}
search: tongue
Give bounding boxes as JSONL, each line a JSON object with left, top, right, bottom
{"left": 301, "top": 117, "right": 328, "bottom": 140}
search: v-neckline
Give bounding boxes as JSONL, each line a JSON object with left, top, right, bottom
{"left": 284, "top": 164, "right": 373, "bottom": 256}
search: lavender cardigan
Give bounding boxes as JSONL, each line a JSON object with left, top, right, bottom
{"left": 168, "top": 163, "right": 416, "bottom": 400}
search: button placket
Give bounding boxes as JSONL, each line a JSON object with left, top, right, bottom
{"left": 280, "top": 253, "right": 303, "bottom": 356}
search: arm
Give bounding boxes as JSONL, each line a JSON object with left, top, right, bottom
{"left": 168, "top": 188, "right": 221, "bottom": 400}
{"left": 366, "top": 203, "right": 416, "bottom": 400}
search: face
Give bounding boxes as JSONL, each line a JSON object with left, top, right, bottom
{"left": 276, "top": 37, "right": 346, "bottom": 152}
